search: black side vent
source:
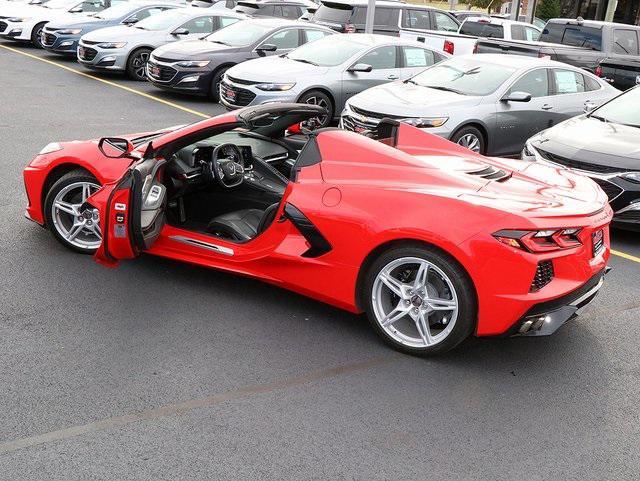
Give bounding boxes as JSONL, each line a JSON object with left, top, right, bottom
{"left": 530, "top": 260, "right": 554, "bottom": 292}
{"left": 283, "top": 203, "right": 331, "bottom": 258}
{"left": 466, "top": 165, "right": 511, "bottom": 182}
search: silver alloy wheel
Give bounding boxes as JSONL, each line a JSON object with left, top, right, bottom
{"left": 303, "top": 95, "right": 330, "bottom": 127}
{"left": 457, "top": 133, "right": 481, "bottom": 153}
{"left": 372, "top": 257, "right": 459, "bottom": 348}
{"left": 51, "top": 181, "right": 102, "bottom": 250}
{"left": 132, "top": 51, "right": 150, "bottom": 79}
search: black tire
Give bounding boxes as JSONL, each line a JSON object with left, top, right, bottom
{"left": 43, "top": 170, "right": 101, "bottom": 255}
{"left": 362, "top": 244, "right": 476, "bottom": 356}
{"left": 450, "top": 125, "right": 486, "bottom": 155}
{"left": 297, "top": 90, "right": 334, "bottom": 128}
{"left": 208, "top": 65, "right": 231, "bottom": 102}
{"left": 31, "top": 22, "right": 47, "bottom": 49}
{"left": 126, "top": 48, "right": 152, "bottom": 81}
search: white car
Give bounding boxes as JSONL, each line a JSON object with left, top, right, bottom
{"left": 0, "top": 0, "right": 124, "bottom": 47}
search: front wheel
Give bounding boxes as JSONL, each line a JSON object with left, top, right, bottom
{"left": 362, "top": 245, "right": 476, "bottom": 356}
{"left": 298, "top": 90, "right": 333, "bottom": 129}
{"left": 451, "top": 126, "right": 486, "bottom": 154}
{"left": 31, "top": 22, "right": 46, "bottom": 48}
{"left": 209, "top": 66, "right": 231, "bottom": 102}
{"left": 43, "top": 170, "right": 102, "bottom": 254}
{"left": 126, "top": 48, "right": 152, "bottom": 81}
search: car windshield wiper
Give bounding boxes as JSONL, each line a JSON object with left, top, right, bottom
{"left": 404, "top": 78, "right": 417, "bottom": 85}
{"left": 425, "top": 85, "right": 466, "bottom": 95}
{"left": 208, "top": 40, "right": 229, "bottom": 45}
{"left": 589, "top": 114, "right": 608, "bottom": 122}
{"left": 290, "top": 58, "right": 319, "bottom": 66}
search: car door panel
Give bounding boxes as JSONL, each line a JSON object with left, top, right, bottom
{"left": 341, "top": 45, "right": 400, "bottom": 105}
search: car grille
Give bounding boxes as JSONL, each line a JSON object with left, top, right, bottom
{"left": 537, "top": 149, "right": 629, "bottom": 174}
{"left": 616, "top": 209, "right": 640, "bottom": 223}
{"left": 147, "top": 61, "right": 177, "bottom": 82}
{"left": 78, "top": 46, "right": 97, "bottom": 61}
{"left": 0, "top": 21, "right": 8, "bottom": 33}
{"left": 150, "top": 55, "right": 180, "bottom": 63}
{"left": 42, "top": 32, "right": 57, "bottom": 47}
{"left": 591, "top": 177, "right": 624, "bottom": 202}
{"left": 530, "top": 260, "right": 554, "bottom": 292}
{"left": 226, "top": 75, "right": 261, "bottom": 86}
{"left": 79, "top": 40, "right": 101, "bottom": 45}
{"left": 220, "top": 81, "right": 256, "bottom": 107}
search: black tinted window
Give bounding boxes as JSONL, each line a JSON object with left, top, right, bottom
{"left": 257, "top": 4, "right": 276, "bottom": 16}
{"left": 584, "top": 75, "right": 601, "bottom": 91}
{"left": 508, "top": 69, "right": 549, "bottom": 97}
{"left": 313, "top": 3, "right": 352, "bottom": 23}
{"left": 264, "top": 28, "right": 299, "bottom": 48}
{"left": 402, "top": 9, "right": 430, "bottom": 29}
{"left": 613, "top": 29, "right": 639, "bottom": 54}
{"left": 562, "top": 26, "right": 602, "bottom": 50}
{"left": 540, "top": 22, "right": 563, "bottom": 42}
{"left": 459, "top": 21, "right": 504, "bottom": 38}
{"left": 281, "top": 5, "right": 301, "bottom": 19}
{"left": 181, "top": 16, "right": 214, "bottom": 33}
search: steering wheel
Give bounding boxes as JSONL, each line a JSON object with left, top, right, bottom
{"left": 209, "top": 143, "right": 245, "bottom": 189}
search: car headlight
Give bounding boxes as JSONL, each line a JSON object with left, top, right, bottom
{"left": 621, "top": 173, "right": 640, "bottom": 184}
{"left": 400, "top": 117, "right": 448, "bottom": 128}
{"left": 38, "top": 142, "right": 63, "bottom": 155}
{"left": 58, "top": 28, "right": 82, "bottom": 34}
{"left": 255, "top": 82, "right": 296, "bottom": 91}
{"left": 96, "top": 42, "right": 127, "bottom": 49}
{"left": 7, "top": 17, "right": 31, "bottom": 22}
{"left": 176, "top": 60, "right": 210, "bottom": 68}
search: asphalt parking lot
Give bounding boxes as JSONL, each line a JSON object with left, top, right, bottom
{"left": 1, "top": 41, "right": 640, "bottom": 480}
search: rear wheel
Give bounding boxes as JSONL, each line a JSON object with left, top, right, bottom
{"left": 451, "top": 125, "right": 486, "bottom": 154}
{"left": 31, "top": 22, "right": 46, "bottom": 49}
{"left": 362, "top": 245, "right": 476, "bottom": 356}
{"left": 298, "top": 90, "right": 333, "bottom": 129}
{"left": 43, "top": 170, "right": 102, "bottom": 254}
{"left": 209, "top": 66, "right": 231, "bottom": 102}
{"left": 126, "top": 48, "right": 152, "bottom": 81}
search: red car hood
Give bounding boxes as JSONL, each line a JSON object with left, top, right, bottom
{"left": 317, "top": 127, "right": 607, "bottom": 219}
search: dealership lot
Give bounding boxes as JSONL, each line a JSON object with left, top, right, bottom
{"left": 2, "top": 41, "right": 640, "bottom": 480}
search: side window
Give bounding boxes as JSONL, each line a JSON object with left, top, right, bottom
{"left": 351, "top": 7, "right": 366, "bottom": 24}
{"left": 357, "top": 46, "right": 397, "bottom": 70}
{"left": 373, "top": 8, "right": 397, "bottom": 27}
{"left": 507, "top": 69, "right": 549, "bottom": 97}
{"left": 263, "top": 28, "right": 299, "bottom": 49}
{"left": 79, "top": 0, "right": 105, "bottom": 12}
{"left": 181, "top": 16, "right": 215, "bottom": 34}
{"left": 257, "top": 4, "right": 276, "bottom": 16}
{"left": 220, "top": 16, "right": 240, "bottom": 27}
{"left": 584, "top": 74, "right": 602, "bottom": 91}
{"left": 225, "top": 0, "right": 236, "bottom": 8}
{"left": 511, "top": 24, "right": 525, "bottom": 40}
{"left": 304, "top": 29, "right": 331, "bottom": 43}
{"left": 432, "top": 11, "right": 458, "bottom": 32}
{"left": 613, "top": 29, "right": 639, "bottom": 55}
{"left": 562, "top": 26, "right": 602, "bottom": 50}
{"left": 402, "top": 46, "right": 435, "bottom": 68}
{"left": 525, "top": 26, "right": 540, "bottom": 41}
{"left": 402, "top": 9, "right": 430, "bottom": 30}
{"left": 281, "top": 5, "right": 301, "bottom": 19}
{"left": 126, "top": 7, "right": 164, "bottom": 22}
{"left": 552, "top": 69, "right": 586, "bottom": 94}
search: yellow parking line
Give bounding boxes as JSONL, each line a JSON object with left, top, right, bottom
{"left": 611, "top": 249, "right": 640, "bottom": 264}
{"left": 2, "top": 44, "right": 640, "bottom": 265}
{"left": 0, "top": 43, "right": 210, "bottom": 119}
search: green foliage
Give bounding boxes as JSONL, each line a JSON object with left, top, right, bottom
{"left": 465, "top": 0, "right": 493, "bottom": 11}
{"left": 536, "top": 0, "right": 561, "bottom": 21}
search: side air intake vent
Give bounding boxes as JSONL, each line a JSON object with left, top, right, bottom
{"left": 530, "top": 260, "right": 554, "bottom": 292}
{"left": 466, "top": 165, "right": 511, "bottom": 182}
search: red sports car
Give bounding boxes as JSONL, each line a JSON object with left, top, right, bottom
{"left": 24, "top": 104, "right": 613, "bottom": 355}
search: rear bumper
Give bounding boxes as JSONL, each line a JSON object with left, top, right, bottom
{"left": 509, "top": 267, "right": 609, "bottom": 336}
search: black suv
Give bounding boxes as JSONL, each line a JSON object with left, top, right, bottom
{"left": 310, "top": 0, "right": 459, "bottom": 35}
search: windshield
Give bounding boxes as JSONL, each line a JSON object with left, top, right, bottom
{"left": 135, "top": 10, "right": 188, "bottom": 30}
{"left": 204, "top": 21, "right": 271, "bottom": 46}
{"left": 591, "top": 87, "right": 640, "bottom": 127}
{"left": 287, "top": 36, "right": 365, "bottom": 66}
{"left": 409, "top": 58, "right": 516, "bottom": 96}
{"left": 43, "top": 0, "right": 78, "bottom": 9}
{"left": 94, "top": 2, "right": 136, "bottom": 19}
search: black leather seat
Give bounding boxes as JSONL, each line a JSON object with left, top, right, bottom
{"left": 206, "top": 203, "right": 279, "bottom": 242}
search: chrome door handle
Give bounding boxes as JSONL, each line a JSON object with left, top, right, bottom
{"left": 387, "top": 74, "right": 399, "bottom": 80}
{"left": 541, "top": 104, "right": 553, "bottom": 110}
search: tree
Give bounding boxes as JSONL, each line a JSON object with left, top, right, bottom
{"left": 536, "top": 0, "right": 561, "bottom": 21}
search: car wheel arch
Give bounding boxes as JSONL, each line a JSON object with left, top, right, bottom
{"left": 297, "top": 88, "right": 336, "bottom": 115}
{"left": 451, "top": 122, "right": 489, "bottom": 154}
{"left": 354, "top": 238, "right": 478, "bottom": 314}
{"left": 41, "top": 163, "right": 101, "bottom": 214}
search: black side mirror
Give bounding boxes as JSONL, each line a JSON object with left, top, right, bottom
{"left": 122, "top": 17, "right": 138, "bottom": 24}
{"left": 256, "top": 43, "right": 278, "bottom": 55}
{"left": 348, "top": 63, "right": 373, "bottom": 73}
{"left": 98, "top": 137, "right": 135, "bottom": 158}
{"left": 502, "top": 91, "right": 532, "bottom": 102}
{"left": 172, "top": 27, "right": 189, "bottom": 35}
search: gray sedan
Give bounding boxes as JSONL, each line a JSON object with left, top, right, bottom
{"left": 341, "top": 54, "right": 619, "bottom": 155}
{"left": 220, "top": 33, "right": 449, "bottom": 127}
{"left": 77, "top": 8, "right": 245, "bottom": 80}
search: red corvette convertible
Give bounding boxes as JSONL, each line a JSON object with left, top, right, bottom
{"left": 24, "top": 104, "right": 612, "bottom": 355}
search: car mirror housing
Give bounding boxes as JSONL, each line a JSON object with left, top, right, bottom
{"left": 69, "top": 6, "right": 83, "bottom": 12}
{"left": 98, "top": 137, "right": 135, "bottom": 158}
{"left": 172, "top": 27, "right": 189, "bottom": 36}
{"left": 348, "top": 63, "right": 373, "bottom": 73}
{"left": 122, "top": 17, "right": 138, "bottom": 25}
{"left": 256, "top": 43, "right": 278, "bottom": 54}
{"left": 503, "top": 91, "right": 532, "bottom": 102}
{"left": 584, "top": 100, "right": 598, "bottom": 113}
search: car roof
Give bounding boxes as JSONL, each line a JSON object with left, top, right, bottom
{"left": 457, "top": 53, "right": 568, "bottom": 69}
{"left": 546, "top": 18, "right": 639, "bottom": 28}
{"left": 239, "top": 17, "right": 327, "bottom": 28}
{"left": 319, "top": 0, "right": 411, "bottom": 8}
{"left": 463, "top": 16, "right": 535, "bottom": 28}
{"left": 237, "top": 0, "right": 310, "bottom": 5}
{"left": 338, "top": 32, "right": 444, "bottom": 48}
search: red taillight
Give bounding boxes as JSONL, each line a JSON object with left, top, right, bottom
{"left": 595, "top": 65, "right": 603, "bottom": 77}
{"left": 493, "top": 229, "right": 583, "bottom": 253}
{"left": 443, "top": 40, "right": 454, "bottom": 55}
{"left": 344, "top": 23, "right": 355, "bottom": 33}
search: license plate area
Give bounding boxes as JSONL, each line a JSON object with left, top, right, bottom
{"left": 592, "top": 229, "right": 604, "bottom": 257}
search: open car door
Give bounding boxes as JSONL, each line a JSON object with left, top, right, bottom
{"left": 88, "top": 156, "right": 167, "bottom": 268}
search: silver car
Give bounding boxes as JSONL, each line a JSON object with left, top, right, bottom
{"left": 220, "top": 33, "right": 449, "bottom": 127}
{"left": 341, "top": 54, "right": 619, "bottom": 155}
{"left": 77, "top": 7, "right": 245, "bottom": 79}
